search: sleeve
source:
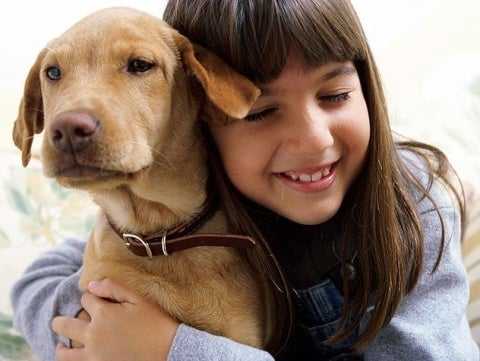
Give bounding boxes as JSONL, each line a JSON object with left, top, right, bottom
{"left": 167, "top": 324, "right": 274, "bottom": 361}
{"left": 363, "top": 162, "right": 479, "bottom": 360}
{"left": 11, "top": 238, "right": 275, "bottom": 361}
{"left": 10, "top": 237, "right": 86, "bottom": 361}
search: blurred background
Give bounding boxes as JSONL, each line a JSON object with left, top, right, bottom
{"left": 0, "top": 0, "right": 479, "bottom": 359}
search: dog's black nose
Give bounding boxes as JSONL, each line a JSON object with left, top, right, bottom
{"left": 50, "top": 112, "right": 99, "bottom": 153}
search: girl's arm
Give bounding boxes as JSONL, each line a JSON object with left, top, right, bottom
{"left": 10, "top": 238, "right": 85, "bottom": 361}
{"left": 10, "top": 238, "right": 274, "bottom": 361}
{"left": 169, "top": 324, "right": 275, "bottom": 361}
{"left": 364, "top": 171, "right": 479, "bottom": 360}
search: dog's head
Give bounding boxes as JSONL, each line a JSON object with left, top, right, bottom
{"left": 13, "top": 7, "right": 260, "bottom": 191}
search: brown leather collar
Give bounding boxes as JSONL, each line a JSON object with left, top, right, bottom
{"left": 105, "top": 193, "right": 256, "bottom": 258}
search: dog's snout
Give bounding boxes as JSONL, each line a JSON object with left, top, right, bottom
{"left": 50, "top": 112, "right": 99, "bottom": 153}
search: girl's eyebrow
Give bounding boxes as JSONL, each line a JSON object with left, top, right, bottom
{"left": 319, "top": 64, "right": 357, "bottom": 82}
{"left": 259, "top": 64, "right": 357, "bottom": 96}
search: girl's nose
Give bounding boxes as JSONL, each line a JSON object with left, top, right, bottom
{"left": 283, "top": 104, "right": 334, "bottom": 153}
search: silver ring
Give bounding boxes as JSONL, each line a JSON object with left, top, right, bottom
{"left": 161, "top": 232, "right": 169, "bottom": 256}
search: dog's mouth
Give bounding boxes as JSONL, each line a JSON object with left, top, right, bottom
{"left": 56, "top": 165, "right": 129, "bottom": 179}
{"left": 53, "top": 162, "right": 151, "bottom": 187}
{"left": 46, "top": 151, "right": 152, "bottom": 189}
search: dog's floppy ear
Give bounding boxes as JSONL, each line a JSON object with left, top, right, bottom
{"left": 173, "top": 32, "right": 260, "bottom": 120}
{"left": 13, "top": 49, "right": 47, "bottom": 167}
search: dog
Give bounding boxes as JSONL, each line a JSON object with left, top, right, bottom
{"left": 12, "top": 7, "right": 280, "bottom": 350}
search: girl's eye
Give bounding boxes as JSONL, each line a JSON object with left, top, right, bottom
{"left": 319, "top": 92, "right": 352, "bottom": 103}
{"left": 46, "top": 66, "right": 62, "bottom": 81}
{"left": 127, "top": 58, "right": 155, "bottom": 74}
{"left": 244, "top": 108, "right": 277, "bottom": 122}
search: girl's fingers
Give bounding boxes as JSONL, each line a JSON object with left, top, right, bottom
{"left": 87, "top": 278, "right": 138, "bottom": 304}
{"left": 55, "top": 343, "right": 85, "bottom": 361}
{"left": 80, "top": 292, "right": 112, "bottom": 316}
{"left": 51, "top": 316, "right": 87, "bottom": 345}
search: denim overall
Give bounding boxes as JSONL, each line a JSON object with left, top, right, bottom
{"left": 279, "top": 269, "right": 364, "bottom": 361}
{"left": 243, "top": 199, "right": 364, "bottom": 360}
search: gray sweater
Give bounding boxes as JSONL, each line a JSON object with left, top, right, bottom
{"left": 10, "top": 154, "right": 479, "bottom": 360}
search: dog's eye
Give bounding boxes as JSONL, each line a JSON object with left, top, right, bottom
{"left": 46, "top": 66, "right": 62, "bottom": 81}
{"left": 127, "top": 59, "right": 155, "bottom": 74}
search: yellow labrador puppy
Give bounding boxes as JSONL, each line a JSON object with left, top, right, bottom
{"left": 12, "top": 7, "right": 282, "bottom": 350}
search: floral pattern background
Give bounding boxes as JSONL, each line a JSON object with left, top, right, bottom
{"left": 0, "top": 152, "right": 97, "bottom": 361}
{"left": 0, "top": 1, "right": 479, "bottom": 360}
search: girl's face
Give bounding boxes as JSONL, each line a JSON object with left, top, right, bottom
{"left": 209, "top": 52, "right": 370, "bottom": 225}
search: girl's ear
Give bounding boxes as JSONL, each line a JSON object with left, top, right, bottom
{"left": 13, "top": 49, "right": 46, "bottom": 167}
{"left": 172, "top": 31, "right": 260, "bottom": 120}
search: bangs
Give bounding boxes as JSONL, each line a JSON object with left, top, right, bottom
{"left": 166, "top": 0, "right": 369, "bottom": 83}
{"left": 243, "top": 0, "right": 369, "bottom": 82}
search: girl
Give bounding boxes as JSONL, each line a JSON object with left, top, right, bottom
{"left": 11, "top": 1, "right": 478, "bottom": 360}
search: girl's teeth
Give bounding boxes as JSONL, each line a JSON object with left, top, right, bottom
{"left": 311, "top": 172, "right": 323, "bottom": 182}
{"left": 283, "top": 165, "right": 333, "bottom": 183}
{"left": 285, "top": 171, "right": 299, "bottom": 180}
{"left": 321, "top": 166, "right": 331, "bottom": 177}
{"left": 299, "top": 174, "right": 311, "bottom": 182}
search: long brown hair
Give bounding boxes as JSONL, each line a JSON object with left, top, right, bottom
{"left": 164, "top": 0, "right": 465, "bottom": 352}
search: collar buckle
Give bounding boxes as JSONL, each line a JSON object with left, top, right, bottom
{"left": 123, "top": 233, "right": 153, "bottom": 259}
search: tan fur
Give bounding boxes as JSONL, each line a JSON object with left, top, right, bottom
{"left": 12, "top": 7, "right": 269, "bottom": 348}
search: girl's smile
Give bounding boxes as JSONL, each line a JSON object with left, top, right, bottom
{"left": 274, "top": 159, "right": 339, "bottom": 193}
{"left": 209, "top": 52, "right": 370, "bottom": 225}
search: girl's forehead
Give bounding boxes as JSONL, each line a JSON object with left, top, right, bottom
{"left": 259, "top": 51, "right": 356, "bottom": 91}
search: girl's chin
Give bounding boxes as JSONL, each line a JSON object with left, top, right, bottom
{"left": 275, "top": 207, "right": 339, "bottom": 225}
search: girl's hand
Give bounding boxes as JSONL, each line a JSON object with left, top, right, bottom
{"left": 52, "top": 279, "right": 179, "bottom": 361}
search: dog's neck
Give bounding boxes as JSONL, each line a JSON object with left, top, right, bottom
{"left": 94, "top": 182, "right": 206, "bottom": 234}
{"left": 91, "top": 169, "right": 208, "bottom": 236}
